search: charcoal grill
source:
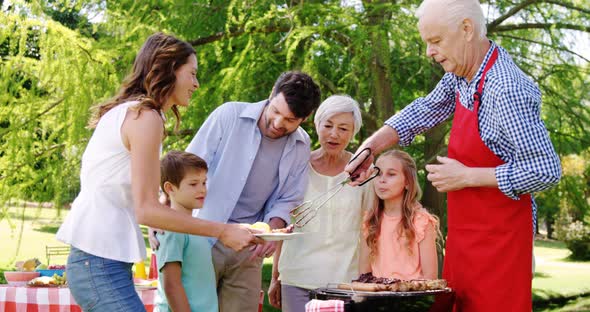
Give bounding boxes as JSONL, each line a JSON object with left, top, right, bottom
{"left": 309, "top": 286, "right": 455, "bottom": 312}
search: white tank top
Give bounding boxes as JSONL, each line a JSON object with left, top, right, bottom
{"left": 57, "top": 101, "right": 155, "bottom": 263}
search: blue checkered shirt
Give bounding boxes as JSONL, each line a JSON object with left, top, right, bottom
{"left": 386, "top": 41, "right": 561, "bottom": 232}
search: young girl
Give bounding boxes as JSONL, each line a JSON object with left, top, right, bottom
{"left": 155, "top": 151, "right": 217, "bottom": 312}
{"left": 56, "top": 33, "right": 255, "bottom": 311}
{"left": 359, "top": 150, "right": 441, "bottom": 280}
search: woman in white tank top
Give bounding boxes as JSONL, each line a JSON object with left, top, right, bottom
{"left": 56, "top": 33, "right": 257, "bottom": 312}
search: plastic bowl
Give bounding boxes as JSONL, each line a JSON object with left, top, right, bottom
{"left": 36, "top": 269, "right": 65, "bottom": 277}
{"left": 4, "top": 271, "right": 41, "bottom": 286}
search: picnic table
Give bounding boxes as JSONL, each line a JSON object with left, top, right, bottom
{"left": 0, "top": 284, "right": 156, "bottom": 311}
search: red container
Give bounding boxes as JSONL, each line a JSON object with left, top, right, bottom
{"left": 149, "top": 254, "right": 158, "bottom": 279}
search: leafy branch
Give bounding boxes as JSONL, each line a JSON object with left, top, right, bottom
{"left": 492, "top": 23, "right": 590, "bottom": 33}
{"left": 543, "top": 0, "right": 590, "bottom": 15}
{"left": 487, "top": 0, "right": 540, "bottom": 32}
{"left": 495, "top": 33, "right": 590, "bottom": 62}
{"left": 0, "top": 98, "right": 64, "bottom": 138}
{"left": 487, "top": 0, "right": 590, "bottom": 33}
{"left": 189, "top": 24, "right": 291, "bottom": 47}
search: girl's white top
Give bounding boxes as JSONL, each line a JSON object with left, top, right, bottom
{"left": 57, "top": 101, "right": 158, "bottom": 263}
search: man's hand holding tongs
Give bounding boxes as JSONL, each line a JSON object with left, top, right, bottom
{"left": 346, "top": 126, "right": 399, "bottom": 185}
{"left": 345, "top": 147, "right": 375, "bottom": 186}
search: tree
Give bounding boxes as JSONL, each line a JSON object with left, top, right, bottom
{"left": 0, "top": 0, "right": 588, "bottom": 236}
{"left": 0, "top": 3, "right": 119, "bottom": 216}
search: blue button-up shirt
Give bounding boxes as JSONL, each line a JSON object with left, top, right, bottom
{"left": 385, "top": 41, "right": 561, "bottom": 231}
{"left": 186, "top": 100, "right": 310, "bottom": 233}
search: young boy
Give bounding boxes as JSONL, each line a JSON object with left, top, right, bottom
{"left": 154, "top": 150, "right": 217, "bottom": 312}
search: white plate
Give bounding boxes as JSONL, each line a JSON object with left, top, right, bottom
{"left": 135, "top": 285, "right": 157, "bottom": 290}
{"left": 254, "top": 232, "right": 304, "bottom": 241}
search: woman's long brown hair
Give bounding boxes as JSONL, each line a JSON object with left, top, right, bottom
{"left": 88, "top": 33, "right": 195, "bottom": 132}
{"left": 364, "top": 150, "right": 440, "bottom": 259}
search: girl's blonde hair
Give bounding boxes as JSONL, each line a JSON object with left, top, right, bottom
{"left": 364, "top": 149, "right": 441, "bottom": 259}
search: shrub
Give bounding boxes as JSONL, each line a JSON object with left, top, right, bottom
{"left": 554, "top": 214, "right": 590, "bottom": 260}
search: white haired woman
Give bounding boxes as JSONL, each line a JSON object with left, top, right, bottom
{"left": 268, "top": 95, "right": 374, "bottom": 311}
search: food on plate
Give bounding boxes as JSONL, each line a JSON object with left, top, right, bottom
{"left": 339, "top": 272, "right": 448, "bottom": 292}
{"left": 244, "top": 223, "right": 294, "bottom": 236}
{"left": 52, "top": 272, "right": 67, "bottom": 285}
{"left": 249, "top": 222, "right": 271, "bottom": 233}
{"left": 28, "top": 276, "right": 57, "bottom": 286}
{"left": 271, "top": 224, "right": 294, "bottom": 234}
{"left": 28, "top": 272, "right": 67, "bottom": 286}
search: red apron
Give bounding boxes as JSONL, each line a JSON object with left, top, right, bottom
{"left": 443, "top": 48, "right": 533, "bottom": 311}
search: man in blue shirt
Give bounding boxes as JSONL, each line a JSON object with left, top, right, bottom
{"left": 186, "top": 71, "right": 320, "bottom": 311}
{"left": 345, "top": 1, "right": 560, "bottom": 311}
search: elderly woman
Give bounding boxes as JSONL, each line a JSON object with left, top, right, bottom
{"left": 268, "top": 95, "right": 374, "bottom": 312}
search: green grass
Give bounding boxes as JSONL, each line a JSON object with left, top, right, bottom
{"left": 0, "top": 205, "right": 70, "bottom": 268}
{"left": 2, "top": 206, "right": 589, "bottom": 311}
{"left": 0, "top": 205, "right": 152, "bottom": 273}
{"left": 533, "top": 239, "right": 590, "bottom": 300}
{"left": 535, "top": 295, "right": 590, "bottom": 312}
{"left": 532, "top": 239, "right": 590, "bottom": 311}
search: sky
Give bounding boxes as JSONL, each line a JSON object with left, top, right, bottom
{"left": 572, "top": 32, "right": 590, "bottom": 63}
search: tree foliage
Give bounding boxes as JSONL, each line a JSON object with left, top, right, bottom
{"left": 0, "top": 0, "right": 588, "bottom": 234}
{"left": 0, "top": 3, "right": 119, "bottom": 212}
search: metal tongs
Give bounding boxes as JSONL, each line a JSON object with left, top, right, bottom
{"left": 289, "top": 148, "right": 380, "bottom": 228}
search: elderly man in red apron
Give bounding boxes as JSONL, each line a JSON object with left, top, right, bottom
{"left": 346, "top": 0, "right": 561, "bottom": 311}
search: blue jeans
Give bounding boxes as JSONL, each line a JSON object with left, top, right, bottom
{"left": 67, "top": 246, "right": 146, "bottom": 312}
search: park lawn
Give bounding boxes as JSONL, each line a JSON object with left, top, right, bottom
{"left": 0, "top": 205, "right": 153, "bottom": 269}
{"left": 0, "top": 205, "right": 70, "bottom": 268}
{"left": 533, "top": 239, "right": 590, "bottom": 300}
{"left": 2, "top": 206, "right": 589, "bottom": 312}
{"left": 536, "top": 296, "right": 590, "bottom": 312}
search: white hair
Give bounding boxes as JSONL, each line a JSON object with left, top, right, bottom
{"left": 416, "top": 0, "right": 487, "bottom": 38}
{"left": 314, "top": 95, "right": 363, "bottom": 135}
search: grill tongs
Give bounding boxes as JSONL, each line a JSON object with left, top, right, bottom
{"left": 290, "top": 147, "right": 380, "bottom": 228}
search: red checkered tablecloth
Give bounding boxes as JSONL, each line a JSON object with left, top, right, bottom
{"left": 305, "top": 299, "right": 345, "bottom": 312}
{"left": 0, "top": 285, "right": 155, "bottom": 312}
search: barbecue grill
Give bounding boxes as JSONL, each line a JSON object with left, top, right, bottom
{"left": 309, "top": 286, "right": 455, "bottom": 312}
